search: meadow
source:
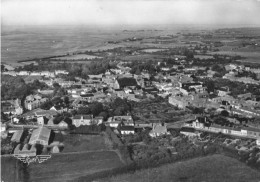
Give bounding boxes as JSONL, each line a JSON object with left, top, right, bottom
{"left": 102, "top": 154, "right": 260, "bottom": 182}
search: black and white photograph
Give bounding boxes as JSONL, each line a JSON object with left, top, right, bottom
{"left": 1, "top": 0, "right": 260, "bottom": 181}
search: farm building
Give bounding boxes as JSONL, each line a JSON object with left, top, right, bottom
{"left": 11, "top": 130, "right": 24, "bottom": 143}
{"left": 29, "top": 127, "right": 51, "bottom": 146}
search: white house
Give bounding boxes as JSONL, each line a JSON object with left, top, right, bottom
{"left": 120, "top": 126, "right": 135, "bottom": 135}
{"left": 72, "top": 115, "right": 93, "bottom": 127}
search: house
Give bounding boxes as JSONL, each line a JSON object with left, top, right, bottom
{"left": 216, "top": 87, "right": 230, "bottom": 97}
{"left": 120, "top": 126, "right": 135, "bottom": 135}
{"left": 1, "top": 123, "right": 7, "bottom": 133}
{"left": 50, "top": 105, "right": 67, "bottom": 113}
{"left": 256, "top": 138, "right": 260, "bottom": 146}
{"left": 149, "top": 123, "right": 169, "bottom": 137}
{"left": 72, "top": 115, "right": 93, "bottom": 127}
{"left": 116, "top": 77, "right": 138, "bottom": 89}
{"left": 37, "top": 116, "right": 45, "bottom": 125}
{"left": 29, "top": 127, "right": 51, "bottom": 146}
{"left": 58, "top": 121, "right": 68, "bottom": 128}
{"left": 107, "top": 117, "right": 121, "bottom": 128}
{"left": 24, "top": 94, "right": 48, "bottom": 110}
{"left": 1, "top": 99, "right": 23, "bottom": 115}
{"left": 55, "top": 70, "right": 69, "bottom": 75}
{"left": 113, "top": 116, "right": 134, "bottom": 126}
{"left": 93, "top": 116, "right": 104, "bottom": 125}
{"left": 35, "top": 109, "right": 58, "bottom": 119}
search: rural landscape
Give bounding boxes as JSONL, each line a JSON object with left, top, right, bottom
{"left": 1, "top": 0, "right": 260, "bottom": 182}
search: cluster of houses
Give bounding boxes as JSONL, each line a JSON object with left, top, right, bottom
{"left": 2, "top": 60, "right": 260, "bottom": 157}
{"left": 182, "top": 117, "right": 260, "bottom": 145}
{"left": 223, "top": 64, "right": 260, "bottom": 85}
{"left": 1, "top": 99, "right": 23, "bottom": 115}
{"left": 2, "top": 70, "right": 69, "bottom": 77}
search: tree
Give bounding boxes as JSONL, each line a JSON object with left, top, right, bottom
{"left": 64, "top": 96, "right": 70, "bottom": 105}
{"left": 98, "top": 111, "right": 108, "bottom": 120}
{"left": 77, "top": 107, "right": 91, "bottom": 115}
{"left": 205, "top": 80, "right": 215, "bottom": 93}
{"left": 40, "top": 101, "right": 53, "bottom": 110}
{"left": 221, "top": 110, "right": 229, "bottom": 117}
{"left": 89, "top": 102, "right": 103, "bottom": 116}
{"left": 53, "top": 82, "right": 61, "bottom": 88}
{"left": 53, "top": 115, "right": 63, "bottom": 124}
{"left": 52, "top": 97, "right": 63, "bottom": 105}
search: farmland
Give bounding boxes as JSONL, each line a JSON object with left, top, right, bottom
{"left": 102, "top": 154, "right": 260, "bottom": 182}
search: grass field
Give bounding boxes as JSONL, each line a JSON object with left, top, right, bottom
{"left": 27, "top": 151, "right": 123, "bottom": 182}
{"left": 62, "top": 134, "right": 109, "bottom": 152}
{"left": 102, "top": 154, "right": 260, "bottom": 182}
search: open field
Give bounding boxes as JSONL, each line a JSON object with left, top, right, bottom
{"left": 51, "top": 54, "right": 102, "bottom": 60}
{"left": 121, "top": 54, "right": 166, "bottom": 62}
{"left": 208, "top": 51, "right": 260, "bottom": 63}
{"left": 103, "top": 154, "right": 260, "bottom": 182}
{"left": 27, "top": 151, "right": 123, "bottom": 182}
{"left": 62, "top": 134, "right": 109, "bottom": 152}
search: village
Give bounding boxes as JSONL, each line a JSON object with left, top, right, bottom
{"left": 1, "top": 46, "right": 260, "bottom": 181}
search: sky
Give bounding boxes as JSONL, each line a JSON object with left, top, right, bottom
{"left": 1, "top": 0, "right": 260, "bottom": 26}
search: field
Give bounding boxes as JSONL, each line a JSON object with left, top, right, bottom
{"left": 51, "top": 54, "right": 101, "bottom": 60}
{"left": 140, "top": 48, "right": 167, "bottom": 53}
{"left": 1, "top": 151, "right": 123, "bottom": 182}
{"left": 62, "top": 134, "right": 109, "bottom": 152}
{"left": 1, "top": 157, "right": 18, "bottom": 182}
{"left": 1, "top": 134, "right": 121, "bottom": 182}
{"left": 207, "top": 50, "right": 260, "bottom": 63}
{"left": 27, "top": 151, "right": 123, "bottom": 182}
{"left": 103, "top": 154, "right": 260, "bottom": 182}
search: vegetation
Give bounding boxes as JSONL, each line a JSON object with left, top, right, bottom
{"left": 102, "top": 154, "right": 260, "bottom": 182}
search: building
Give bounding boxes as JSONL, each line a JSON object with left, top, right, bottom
{"left": 216, "top": 87, "right": 230, "bottom": 97}
{"left": 120, "top": 126, "right": 135, "bottom": 135}
{"left": 58, "top": 121, "right": 68, "bottom": 128}
{"left": 1, "top": 99, "right": 23, "bottom": 115}
{"left": 72, "top": 115, "right": 93, "bottom": 127}
{"left": 11, "top": 130, "right": 24, "bottom": 143}
{"left": 112, "top": 116, "right": 134, "bottom": 126}
{"left": 29, "top": 127, "right": 51, "bottom": 146}
{"left": 24, "top": 94, "right": 48, "bottom": 110}
{"left": 149, "top": 123, "right": 169, "bottom": 137}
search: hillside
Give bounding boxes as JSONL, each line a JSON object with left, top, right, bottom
{"left": 100, "top": 154, "right": 260, "bottom": 182}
